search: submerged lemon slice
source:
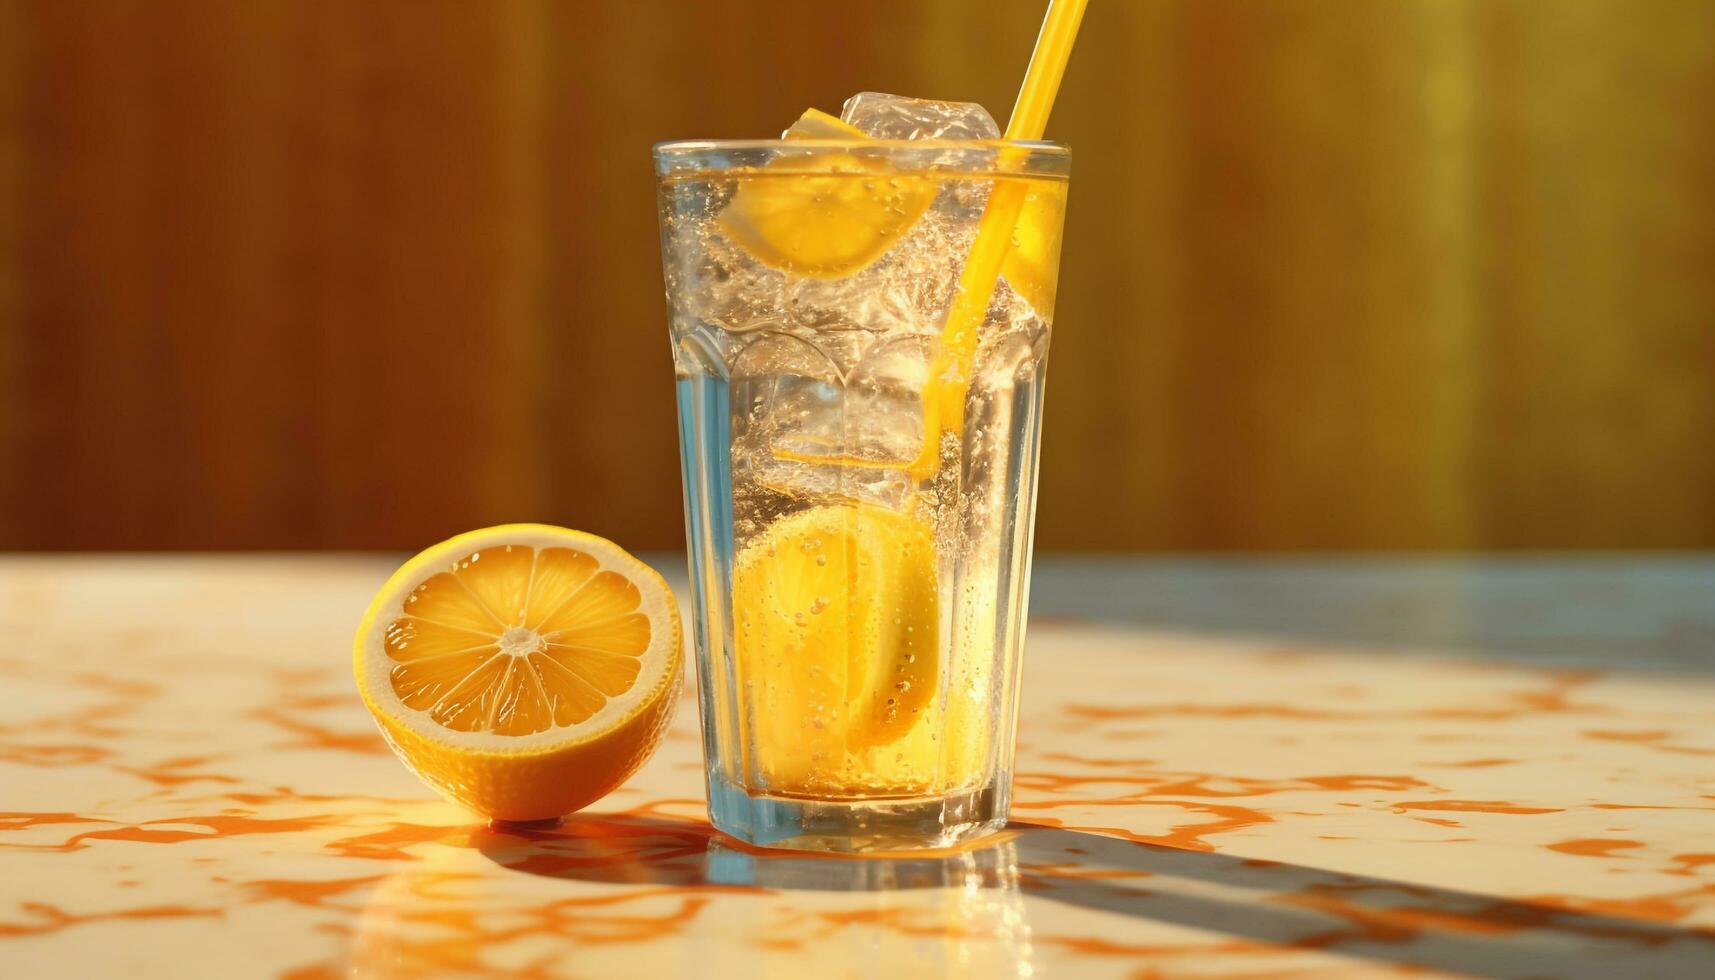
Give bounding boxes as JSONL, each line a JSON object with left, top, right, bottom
{"left": 353, "top": 525, "right": 681, "bottom": 822}
{"left": 718, "top": 109, "right": 937, "bottom": 279}
{"left": 731, "top": 504, "right": 939, "bottom": 793}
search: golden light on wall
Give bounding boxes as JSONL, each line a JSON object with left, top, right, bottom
{"left": 1, "top": 0, "right": 1710, "bottom": 550}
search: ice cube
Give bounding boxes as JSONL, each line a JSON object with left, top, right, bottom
{"left": 840, "top": 92, "right": 1001, "bottom": 218}
{"left": 840, "top": 92, "right": 1000, "bottom": 141}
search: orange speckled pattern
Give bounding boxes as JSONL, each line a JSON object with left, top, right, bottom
{"left": 3, "top": 555, "right": 1714, "bottom": 977}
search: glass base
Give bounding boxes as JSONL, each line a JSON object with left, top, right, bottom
{"left": 703, "top": 835, "right": 1020, "bottom": 890}
{"left": 707, "top": 771, "right": 1009, "bottom": 853}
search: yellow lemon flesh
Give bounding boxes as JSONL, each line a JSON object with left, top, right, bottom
{"left": 1000, "top": 178, "right": 1068, "bottom": 316}
{"left": 353, "top": 525, "right": 681, "bottom": 822}
{"left": 731, "top": 503, "right": 973, "bottom": 797}
{"left": 717, "top": 109, "right": 937, "bottom": 279}
{"left": 778, "top": 107, "right": 865, "bottom": 140}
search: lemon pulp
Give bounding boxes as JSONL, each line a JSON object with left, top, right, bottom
{"left": 730, "top": 504, "right": 991, "bottom": 797}
{"left": 716, "top": 110, "right": 937, "bottom": 279}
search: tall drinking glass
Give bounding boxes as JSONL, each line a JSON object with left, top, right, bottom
{"left": 655, "top": 139, "right": 1069, "bottom": 851}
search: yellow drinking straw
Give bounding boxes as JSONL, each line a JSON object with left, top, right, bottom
{"left": 911, "top": 0, "right": 1089, "bottom": 479}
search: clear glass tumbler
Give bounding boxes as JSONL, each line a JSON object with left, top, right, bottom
{"left": 655, "top": 138, "right": 1069, "bottom": 851}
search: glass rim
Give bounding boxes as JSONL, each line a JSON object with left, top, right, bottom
{"left": 655, "top": 138, "right": 1068, "bottom": 153}
{"left": 653, "top": 138, "right": 1071, "bottom": 179}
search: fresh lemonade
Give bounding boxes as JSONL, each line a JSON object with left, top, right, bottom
{"left": 658, "top": 94, "right": 1068, "bottom": 844}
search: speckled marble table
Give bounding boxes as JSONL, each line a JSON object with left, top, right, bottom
{"left": 2, "top": 556, "right": 1713, "bottom": 978}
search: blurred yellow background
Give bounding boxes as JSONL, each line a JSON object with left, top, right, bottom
{"left": 1, "top": 0, "right": 1711, "bottom": 551}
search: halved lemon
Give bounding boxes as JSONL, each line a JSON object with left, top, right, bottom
{"left": 718, "top": 109, "right": 937, "bottom": 279}
{"left": 731, "top": 503, "right": 939, "bottom": 794}
{"left": 353, "top": 525, "right": 681, "bottom": 822}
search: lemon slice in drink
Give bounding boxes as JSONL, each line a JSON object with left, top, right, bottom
{"left": 778, "top": 107, "right": 864, "bottom": 140}
{"left": 1000, "top": 178, "right": 1068, "bottom": 315}
{"left": 353, "top": 525, "right": 681, "bottom": 822}
{"left": 731, "top": 503, "right": 939, "bottom": 793}
{"left": 718, "top": 109, "right": 937, "bottom": 279}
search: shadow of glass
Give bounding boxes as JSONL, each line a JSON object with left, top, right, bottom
{"left": 474, "top": 814, "right": 1715, "bottom": 978}
{"left": 1009, "top": 822, "right": 1715, "bottom": 979}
